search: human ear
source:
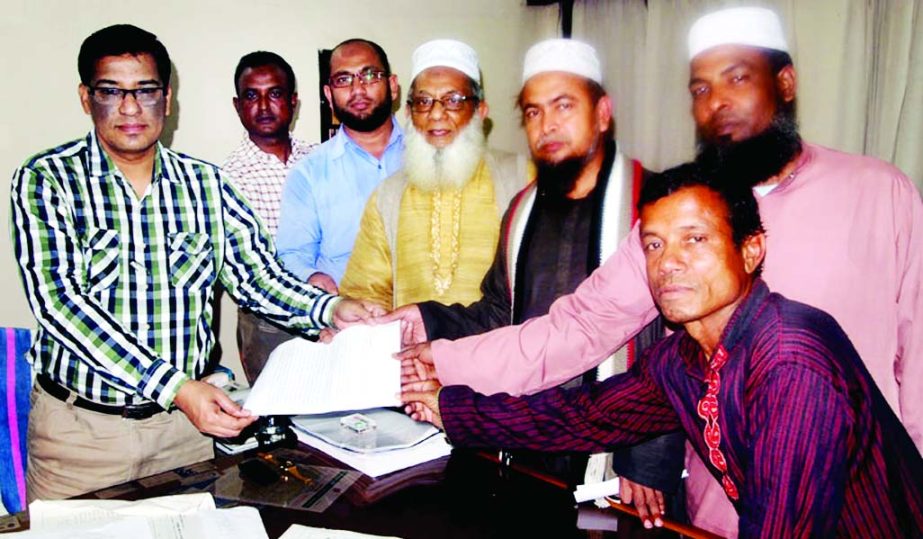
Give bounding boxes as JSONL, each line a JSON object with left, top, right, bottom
{"left": 741, "top": 232, "right": 767, "bottom": 275}
{"left": 477, "top": 100, "right": 489, "bottom": 120}
{"left": 775, "top": 65, "right": 797, "bottom": 104}
{"left": 79, "top": 84, "right": 92, "bottom": 115}
{"left": 595, "top": 95, "right": 613, "bottom": 132}
{"left": 323, "top": 85, "right": 333, "bottom": 113}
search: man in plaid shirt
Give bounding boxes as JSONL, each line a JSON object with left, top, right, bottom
{"left": 223, "top": 51, "right": 318, "bottom": 383}
{"left": 10, "top": 25, "right": 378, "bottom": 500}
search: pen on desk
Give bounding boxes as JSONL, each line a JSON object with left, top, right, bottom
{"left": 258, "top": 453, "right": 313, "bottom": 486}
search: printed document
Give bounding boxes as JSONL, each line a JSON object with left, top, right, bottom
{"left": 244, "top": 322, "right": 401, "bottom": 415}
{"left": 18, "top": 493, "right": 268, "bottom": 539}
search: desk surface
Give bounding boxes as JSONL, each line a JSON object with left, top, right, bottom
{"left": 77, "top": 444, "right": 691, "bottom": 539}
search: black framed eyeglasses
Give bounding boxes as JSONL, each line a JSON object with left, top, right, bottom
{"left": 328, "top": 68, "right": 387, "bottom": 89}
{"left": 88, "top": 86, "right": 165, "bottom": 106}
{"left": 407, "top": 93, "right": 477, "bottom": 113}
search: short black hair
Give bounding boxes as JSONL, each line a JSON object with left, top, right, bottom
{"left": 765, "top": 49, "right": 794, "bottom": 76}
{"left": 78, "top": 24, "right": 171, "bottom": 86}
{"left": 330, "top": 38, "right": 391, "bottom": 75}
{"left": 234, "top": 51, "right": 297, "bottom": 96}
{"left": 638, "top": 163, "right": 765, "bottom": 272}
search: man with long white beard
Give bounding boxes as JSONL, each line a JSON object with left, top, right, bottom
{"left": 340, "top": 39, "right": 527, "bottom": 308}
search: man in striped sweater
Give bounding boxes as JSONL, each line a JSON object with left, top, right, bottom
{"left": 404, "top": 164, "right": 923, "bottom": 537}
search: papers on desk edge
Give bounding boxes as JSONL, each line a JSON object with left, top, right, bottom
{"left": 18, "top": 493, "right": 268, "bottom": 539}
{"left": 280, "top": 523, "right": 399, "bottom": 539}
{"left": 244, "top": 322, "right": 401, "bottom": 415}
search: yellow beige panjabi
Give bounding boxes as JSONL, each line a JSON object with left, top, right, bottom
{"left": 341, "top": 153, "right": 527, "bottom": 308}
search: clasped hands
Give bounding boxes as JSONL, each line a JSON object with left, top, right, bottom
{"left": 334, "top": 302, "right": 666, "bottom": 529}
{"left": 329, "top": 303, "right": 444, "bottom": 428}
{"left": 175, "top": 296, "right": 386, "bottom": 439}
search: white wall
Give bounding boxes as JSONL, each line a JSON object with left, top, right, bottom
{"left": 0, "top": 0, "right": 559, "bottom": 381}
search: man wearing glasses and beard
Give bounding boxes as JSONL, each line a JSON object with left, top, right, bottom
{"left": 340, "top": 39, "right": 527, "bottom": 310}
{"left": 276, "top": 39, "right": 404, "bottom": 295}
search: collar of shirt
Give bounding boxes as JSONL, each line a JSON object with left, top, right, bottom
{"left": 760, "top": 141, "right": 814, "bottom": 196}
{"left": 327, "top": 115, "right": 404, "bottom": 161}
{"left": 86, "top": 130, "right": 177, "bottom": 187}
{"left": 233, "top": 133, "right": 317, "bottom": 168}
{"left": 678, "top": 279, "right": 771, "bottom": 378}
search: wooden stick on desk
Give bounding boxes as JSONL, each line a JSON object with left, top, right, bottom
{"left": 604, "top": 498, "right": 726, "bottom": 539}
{"left": 475, "top": 450, "right": 570, "bottom": 489}
{"left": 475, "top": 451, "right": 725, "bottom": 539}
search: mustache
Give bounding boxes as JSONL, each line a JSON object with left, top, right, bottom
{"left": 536, "top": 135, "right": 565, "bottom": 150}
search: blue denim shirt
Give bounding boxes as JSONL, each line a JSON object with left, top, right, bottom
{"left": 276, "top": 117, "right": 404, "bottom": 283}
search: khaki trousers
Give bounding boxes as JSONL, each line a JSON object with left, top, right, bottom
{"left": 237, "top": 309, "right": 297, "bottom": 384}
{"left": 26, "top": 382, "right": 213, "bottom": 501}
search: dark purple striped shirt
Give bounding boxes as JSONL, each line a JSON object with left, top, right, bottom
{"left": 440, "top": 281, "right": 923, "bottom": 538}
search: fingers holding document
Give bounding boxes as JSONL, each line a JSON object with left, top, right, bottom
{"left": 332, "top": 298, "right": 388, "bottom": 329}
{"left": 395, "top": 342, "right": 437, "bottom": 385}
{"left": 173, "top": 379, "right": 257, "bottom": 438}
{"left": 318, "top": 327, "right": 338, "bottom": 343}
{"left": 372, "top": 303, "right": 427, "bottom": 346}
{"left": 401, "top": 385, "right": 444, "bottom": 430}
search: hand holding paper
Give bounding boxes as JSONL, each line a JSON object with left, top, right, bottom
{"left": 244, "top": 322, "right": 401, "bottom": 415}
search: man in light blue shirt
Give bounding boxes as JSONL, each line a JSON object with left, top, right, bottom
{"left": 277, "top": 39, "right": 404, "bottom": 293}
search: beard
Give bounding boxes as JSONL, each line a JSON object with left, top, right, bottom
{"left": 533, "top": 144, "right": 600, "bottom": 201}
{"left": 333, "top": 90, "right": 394, "bottom": 133}
{"left": 402, "top": 115, "right": 487, "bottom": 192}
{"left": 696, "top": 108, "right": 802, "bottom": 189}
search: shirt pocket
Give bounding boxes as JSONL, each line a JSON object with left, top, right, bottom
{"left": 84, "top": 227, "right": 120, "bottom": 293}
{"left": 167, "top": 232, "right": 215, "bottom": 290}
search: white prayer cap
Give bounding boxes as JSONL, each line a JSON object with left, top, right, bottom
{"left": 522, "top": 38, "right": 602, "bottom": 85}
{"left": 410, "top": 39, "right": 481, "bottom": 83}
{"left": 688, "top": 7, "right": 789, "bottom": 60}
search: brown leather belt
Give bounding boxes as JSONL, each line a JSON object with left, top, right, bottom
{"left": 37, "top": 374, "right": 167, "bottom": 420}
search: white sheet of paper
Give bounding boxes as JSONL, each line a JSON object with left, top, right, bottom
{"left": 573, "top": 477, "right": 620, "bottom": 503}
{"left": 294, "top": 425, "right": 452, "bottom": 478}
{"left": 244, "top": 322, "right": 401, "bottom": 415}
{"left": 19, "top": 494, "right": 267, "bottom": 539}
{"left": 279, "top": 524, "right": 399, "bottom": 539}
{"left": 29, "top": 493, "right": 215, "bottom": 529}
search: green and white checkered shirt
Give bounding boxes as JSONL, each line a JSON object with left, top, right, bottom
{"left": 10, "top": 131, "right": 339, "bottom": 409}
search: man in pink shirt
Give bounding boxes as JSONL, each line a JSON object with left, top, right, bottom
{"left": 394, "top": 6, "right": 923, "bottom": 537}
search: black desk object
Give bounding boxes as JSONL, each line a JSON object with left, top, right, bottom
{"left": 8, "top": 444, "right": 714, "bottom": 538}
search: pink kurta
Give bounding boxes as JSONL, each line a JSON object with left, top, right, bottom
{"left": 432, "top": 143, "right": 923, "bottom": 537}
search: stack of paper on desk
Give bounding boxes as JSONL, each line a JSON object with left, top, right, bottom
{"left": 292, "top": 409, "right": 452, "bottom": 478}
{"left": 15, "top": 493, "right": 268, "bottom": 539}
{"left": 291, "top": 409, "right": 440, "bottom": 453}
{"left": 244, "top": 322, "right": 401, "bottom": 415}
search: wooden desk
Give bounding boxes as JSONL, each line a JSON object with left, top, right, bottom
{"left": 0, "top": 445, "right": 714, "bottom": 539}
{"left": 12, "top": 444, "right": 718, "bottom": 538}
